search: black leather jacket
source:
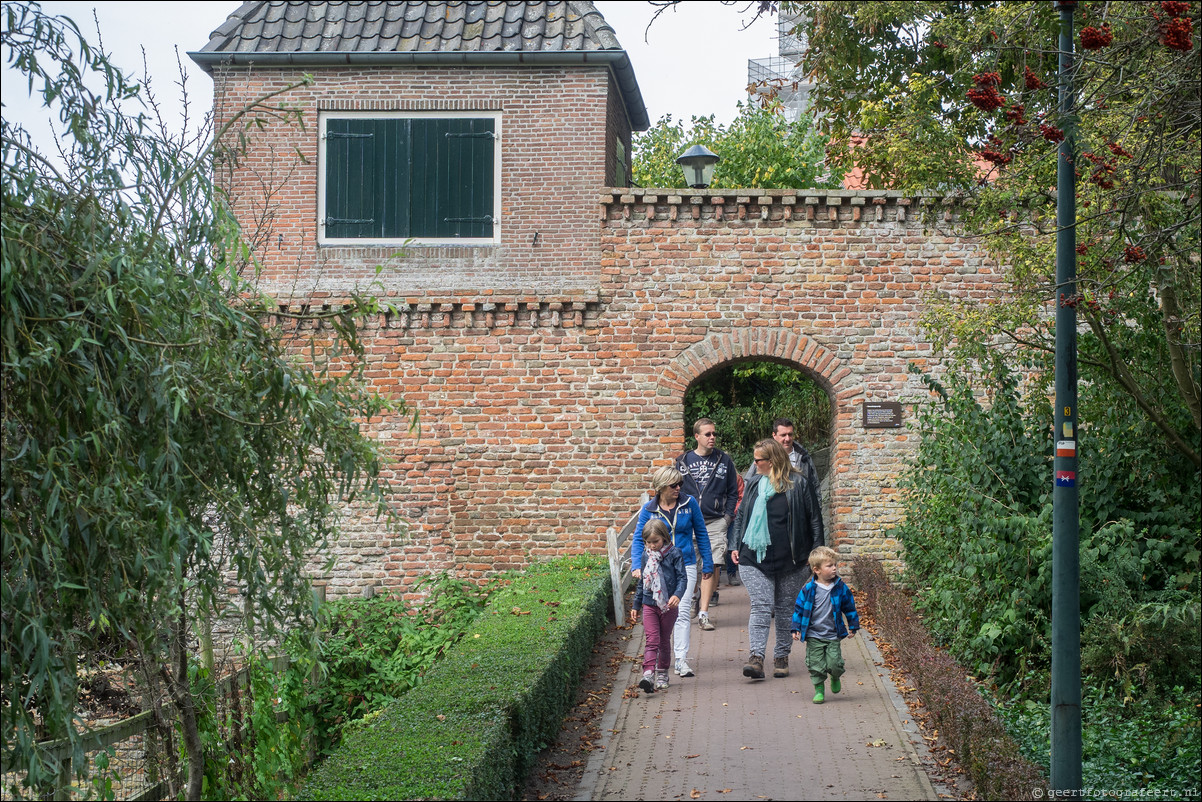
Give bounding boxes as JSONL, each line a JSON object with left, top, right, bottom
{"left": 730, "top": 471, "right": 825, "bottom": 569}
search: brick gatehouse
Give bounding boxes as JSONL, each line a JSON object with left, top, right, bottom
{"left": 192, "top": 1, "right": 1004, "bottom": 595}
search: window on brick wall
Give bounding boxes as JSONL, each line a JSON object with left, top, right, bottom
{"left": 318, "top": 112, "right": 500, "bottom": 245}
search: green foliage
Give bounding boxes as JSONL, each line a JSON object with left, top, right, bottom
{"left": 632, "top": 101, "right": 842, "bottom": 189}
{"left": 284, "top": 573, "right": 489, "bottom": 755}
{"left": 684, "top": 361, "right": 831, "bottom": 471}
{"left": 797, "top": 0, "right": 1201, "bottom": 466}
{"left": 998, "top": 684, "right": 1202, "bottom": 800}
{"left": 893, "top": 358, "right": 1200, "bottom": 693}
{"left": 302, "top": 556, "right": 610, "bottom": 801}
{"left": 1, "top": 4, "right": 402, "bottom": 796}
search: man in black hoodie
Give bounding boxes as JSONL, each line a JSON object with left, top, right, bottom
{"left": 675, "top": 418, "right": 739, "bottom": 631}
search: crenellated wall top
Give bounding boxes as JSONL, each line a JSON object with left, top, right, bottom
{"left": 599, "top": 187, "right": 968, "bottom": 226}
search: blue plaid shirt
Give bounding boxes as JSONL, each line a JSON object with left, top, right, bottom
{"left": 791, "top": 577, "right": 860, "bottom": 641}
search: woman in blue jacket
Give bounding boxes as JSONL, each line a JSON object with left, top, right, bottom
{"left": 631, "top": 465, "right": 713, "bottom": 678}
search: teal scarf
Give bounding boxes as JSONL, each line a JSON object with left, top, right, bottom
{"left": 743, "top": 478, "right": 778, "bottom": 562}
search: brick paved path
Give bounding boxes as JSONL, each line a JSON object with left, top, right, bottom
{"left": 577, "top": 582, "right": 941, "bottom": 801}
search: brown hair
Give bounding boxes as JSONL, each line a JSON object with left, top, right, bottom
{"left": 643, "top": 519, "right": 670, "bottom": 549}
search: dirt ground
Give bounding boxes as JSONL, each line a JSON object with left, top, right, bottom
{"left": 520, "top": 611, "right": 976, "bottom": 801}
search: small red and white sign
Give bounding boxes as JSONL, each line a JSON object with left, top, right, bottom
{"left": 1056, "top": 440, "right": 1077, "bottom": 457}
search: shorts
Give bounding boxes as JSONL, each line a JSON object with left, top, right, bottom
{"left": 704, "top": 517, "right": 728, "bottom": 566}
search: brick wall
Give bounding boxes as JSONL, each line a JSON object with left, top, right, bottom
{"left": 211, "top": 68, "right": 1004, "bottom": 596}
{"left": 210, "top": 63, "right": 623, "bottom": 295}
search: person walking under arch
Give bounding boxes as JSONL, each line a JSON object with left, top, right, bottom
{"left": 743, "top": 417, "right": 825, "bottom": 548}
{"left": 730, "top": 438, "right": 824, "bottom": 680}
{"left": 674, "top": 418, "right": 738, "bottom": 631}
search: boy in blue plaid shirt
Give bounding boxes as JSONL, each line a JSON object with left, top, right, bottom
{"left": 791, "top": 546, "right": 860, "bottom": 704}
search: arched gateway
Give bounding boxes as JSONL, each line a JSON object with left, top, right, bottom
{"left": 193, "top": 1, "right": 1005, "bottom": 595}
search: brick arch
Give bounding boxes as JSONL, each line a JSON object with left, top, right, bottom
{"left": 660, "top": 328, "right": 853, "bottom": 399}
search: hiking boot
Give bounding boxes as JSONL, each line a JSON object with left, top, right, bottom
{"left": 676, "top": 659, "right": 694, "bottom": 678}
{"left": 742, "top": 654, "right": 765, "bottom": 679}
{"left": 655, "top": 671, "right": 670, "bottom": 690}
{"left": 728, "top": 573, "right": 741, "bottom": 586}
{"left": 711, "top": 590, "right": 720, "bottom": 605}
{"left": 773, "top": 657, "right": 790, "bottom": 678}
{"left": 639, "top": 671, "right": 655, "bottom": 694}
{"left": 698, "top": 612, "right": 715, "bottom": 631}
{"left": 830, "top": 676, "right": 841, "bottom": 694}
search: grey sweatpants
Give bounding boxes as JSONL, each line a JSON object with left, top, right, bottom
{"left": 739, "top": 562, "right": 808, "bottom": 659}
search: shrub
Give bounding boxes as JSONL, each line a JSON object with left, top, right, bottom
{"left": 302, "top": 555, "right": 610, "bottom": 800}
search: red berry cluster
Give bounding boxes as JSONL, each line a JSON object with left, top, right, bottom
{"left": 1079, "top": 24, "right": 1114, "bottom": 49}
{"left": 1123, "top": 245, "right": 1147, "bottom": 263}
{"left": 1161, "top": 16, "right": 1194, "bottom": 50}
{"left": 1082, "top": 151, "right": 1119, "bottom": 188}
{"left": 967, "top": 71, "right": 1007, "bottom": 111}
{"left": 1107, "top": 142, "right": 1134, "bottom": 159}
{"left": 1024, "top": 66, "right": 1048, "bottom": 91}
{"left": 1161, "top": 1, "right": 1190, "bottom": 17}
{"left": 1076, "top": 242, "right": 1090, "bottom": 255}
{"left": 1004, "top": 103, "right": 1028, "bottom": 125}
{"left": 981, "top": 136, "right": 1013, "bottom": 166}
{"left": 1039, "top": 123, "right": 1066, "bottom": 143}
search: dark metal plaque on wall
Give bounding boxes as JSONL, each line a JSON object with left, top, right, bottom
{"left": 863, "top": 402, "right": 903, "bottom": 429}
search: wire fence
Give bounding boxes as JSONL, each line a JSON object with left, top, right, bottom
{"left": 3, "top": 655, "right": 295, "bottom": 801}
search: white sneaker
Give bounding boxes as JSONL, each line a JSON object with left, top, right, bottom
{"left": 698, "top": 612, "right": 715, "bottom": 631}
{"left": 676, "top": 659, "right": 695, "bottom": 677}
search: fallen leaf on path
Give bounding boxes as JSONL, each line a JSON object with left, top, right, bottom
{"left": 685, "top": 754, "right": 700, "bottom": 759}
{"left": 690, "top": 790, "right": 701, "bottom": 799}
{"left": 867, "top": 739, "right": 887, "bottom": 747}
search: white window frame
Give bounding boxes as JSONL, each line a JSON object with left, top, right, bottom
{"left": 317, "top": 110, "right": 502, "bottom": 247}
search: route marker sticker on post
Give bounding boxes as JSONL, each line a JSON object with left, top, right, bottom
{"left": 1056, "top": 440, "right": 1077, "bottom": 457}
{"left": 1055, "top": 471, "right": 1076, "bottom": 487}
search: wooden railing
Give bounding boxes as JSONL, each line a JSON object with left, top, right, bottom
{"left": 606, "top": 506, "right": 641, "bottom": 623}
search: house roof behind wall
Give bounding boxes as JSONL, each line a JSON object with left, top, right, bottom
{"left": 189, "top": 1, "right": 649, "bottom": 129}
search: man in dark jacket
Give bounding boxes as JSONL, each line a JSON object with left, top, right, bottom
{"left": 675, "top": 418, "right": 739, "bottom": 631}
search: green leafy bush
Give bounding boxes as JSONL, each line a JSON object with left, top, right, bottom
{"left": 892, "top": 358, "right": 1200, "bottom": 693}
{"left": 283, "top": 573, "right": 489, "bottom": 754}
{"left": 998, "top": 684, "right": 1201, "bottom": 799}
{"left": 302, "top": 555, "right": 610, "bottom": 801}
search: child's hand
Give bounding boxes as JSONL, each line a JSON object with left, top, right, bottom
{"left": 667, "top": 595, "right": 680, "bottom": 608}
{"left": 791, "top": 632, "right": 800, "bottom": 641}
{"left": 847, "top": 629, "right": 856, "bottom": 638}
{"left": 632, "top": 569, "right": 641, "bottom": 579}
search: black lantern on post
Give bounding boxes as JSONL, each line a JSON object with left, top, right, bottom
{"left": 675, "top": 144, "right": 721, "bottom": 189}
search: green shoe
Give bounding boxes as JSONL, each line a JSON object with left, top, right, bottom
{"left": 830, "top": 677, "right": 841, "bottom": 694}
{"left": 813, "top": 683, "right": 825, "bottom": 704}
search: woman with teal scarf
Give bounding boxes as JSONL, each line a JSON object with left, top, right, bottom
{"left": 730, "top": 438, "right": 825, "bottom": 680}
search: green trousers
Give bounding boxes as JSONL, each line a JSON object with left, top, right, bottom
{"left": 805, "top": 637, "right": 845, "bottom": 684}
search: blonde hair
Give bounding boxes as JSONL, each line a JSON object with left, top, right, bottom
{"left": 808, "top": 545, "right": 839, "bottom": 572}
{"left": 752, "top": 438, "right": 796, "bottom": 494}
{"left": 643, "top": 519, "right": 670, "bottom": 548}
{"left": 650, "top": 465, "right": 685, "bottom": 500}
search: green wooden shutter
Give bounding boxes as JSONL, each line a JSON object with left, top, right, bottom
{"left": 325, "top": 119, "right": 379, "bottom": 239}
{"left": 327, "top": 117, "right": 492, "bottom": 241}
{"left": 410, "top": 118, "right": 494, "bottom": 239}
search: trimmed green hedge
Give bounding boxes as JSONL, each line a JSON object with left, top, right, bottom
{"left": 302, "top": 555, "right": 610, "bottom": 800}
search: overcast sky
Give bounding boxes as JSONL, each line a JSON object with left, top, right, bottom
{"left": 2, "top": 1, "right": 782, "bottom": 147}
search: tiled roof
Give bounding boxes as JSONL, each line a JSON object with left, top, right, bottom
{"left": 190, "top": 1, "right": 648, "bottom": 129}
{"left": 197, "top": 1, "right": 622, "bottom": 55}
